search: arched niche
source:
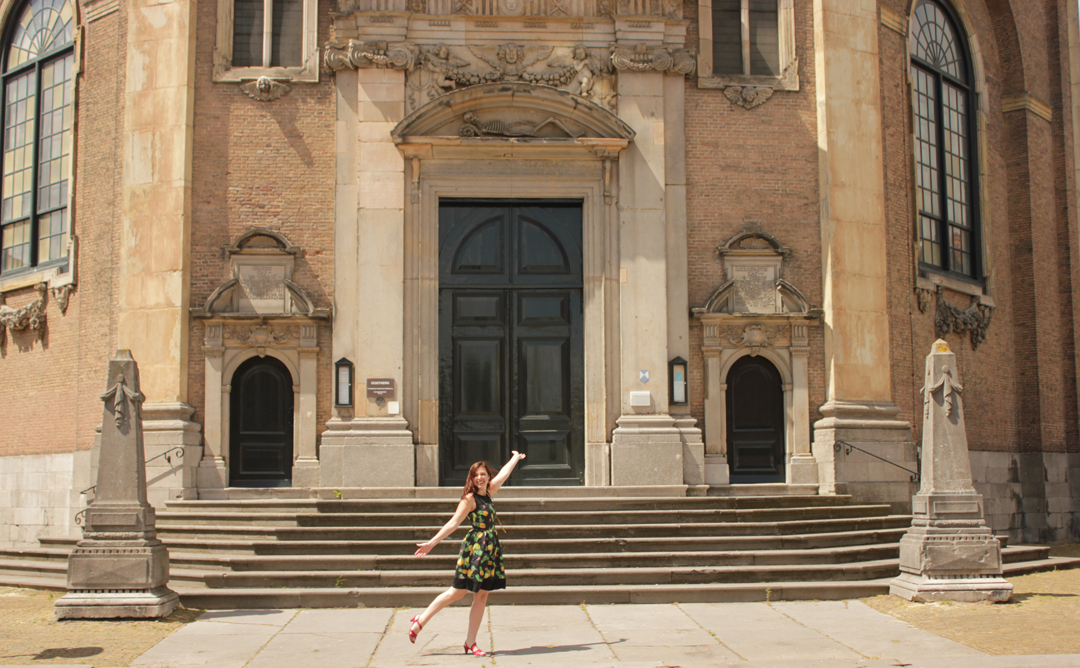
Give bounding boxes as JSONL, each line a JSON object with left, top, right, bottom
{"left": 693, "top": 231, "right": 821, "bottom": 487}
{"left": 192, "top": 229, "right": 328, "bottom": 494}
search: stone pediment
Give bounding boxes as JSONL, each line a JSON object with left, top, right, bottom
{"left": 192, "top": 229, "right": 329, "bottom": 319}
{"left": 693, "top": 231, "right": 820, "bottom": 317}
{"left": 392, "top": 82, "right": 634, "bottom": 145}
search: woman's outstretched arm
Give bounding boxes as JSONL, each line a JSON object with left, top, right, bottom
{"left": 488, "top": 451, "right": 527, "bottom": 495}
{"left": 414, "top": 495, "right": 475, "bottom": 557}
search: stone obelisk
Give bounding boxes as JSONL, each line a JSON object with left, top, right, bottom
{"left": 890, "top": 340, "right": 1012, "bottom": 602}
{"left": 55, "top": 350, "right": 179, "bottom": 619}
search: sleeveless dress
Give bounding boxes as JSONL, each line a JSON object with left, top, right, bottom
{"left": 451, "top": 493, "right": 506, "bottom": 592}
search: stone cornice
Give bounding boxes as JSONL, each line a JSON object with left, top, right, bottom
{"left": 1002, "top": 92, "right": 1053, "bottom": 122}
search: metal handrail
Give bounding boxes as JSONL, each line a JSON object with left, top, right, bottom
{"left": 833, "top": 440, "right": 920, "bottom": 483}
{"left": 75, "top": 446, "right": 187, "bottom": 521}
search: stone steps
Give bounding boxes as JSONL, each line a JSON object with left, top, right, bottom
{"left": 3, "top": 492, "right": 1076, "bottom": 608}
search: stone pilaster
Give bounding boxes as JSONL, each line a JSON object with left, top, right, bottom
{"left": 322, "top": 64, "right": 415, "bottom": 488}
{"left": 56, "top": 351, "right": 178, "bottom": 619}
{"left": 890, "top": 340, "right": 1012, "bottom": 603}
{"left": 610, "top": 66, "right": 683, "bottom": 485}
{"left": 117, "top": 0, "right": 202, "bottom": 502}
{"left": 811, "top": 0, "right": 911, "bottom": 499}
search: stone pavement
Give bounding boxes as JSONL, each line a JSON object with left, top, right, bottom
{"left": 16, "top": 600, "right": 1080, "bottom": 668}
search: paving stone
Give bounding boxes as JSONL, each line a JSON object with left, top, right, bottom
{"left": 279, "top": 607, "right": 393, "bottom": 634}
{"left": 245, "top": 631, "right": 381, "bottom": 668}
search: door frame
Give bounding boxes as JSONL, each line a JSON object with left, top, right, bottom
{"left": 403, "top": 160, "right": 621, "bottom": 487}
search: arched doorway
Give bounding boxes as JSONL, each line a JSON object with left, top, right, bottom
{"left": 229, "top": 356, "right": 294, "bottom": 487}
{"left": 726, "top": 355, "right": 785, "bottom": 483}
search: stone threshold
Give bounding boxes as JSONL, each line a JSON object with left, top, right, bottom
{"left": 197, "top": 484, "right": 822, "bottom": 500}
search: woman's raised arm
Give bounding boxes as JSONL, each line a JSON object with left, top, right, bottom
{"left": 488, "top": 451, "right": 526, "bottom": 495}
{"left": 414, "top": 495, "right": 475, "bottom": 557}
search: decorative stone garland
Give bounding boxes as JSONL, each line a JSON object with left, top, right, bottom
{"left": 0, "top": 282, "right": 47, "bottom": 345}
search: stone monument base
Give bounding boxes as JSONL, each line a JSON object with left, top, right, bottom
{"left": 890, "top": 572, "right": 1013, "bottom": 603}
{"left": 55, "top": 587, "right": 179, "bottom": 620}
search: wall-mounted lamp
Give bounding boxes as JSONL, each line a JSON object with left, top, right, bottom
{"left": 669, "top": 356, "right": 688, "bottom": 406}
{"left": 335, "top": 358, "right": 354, "bottom": 407}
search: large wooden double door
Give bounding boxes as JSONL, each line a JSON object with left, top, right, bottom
{"left": 439, "top": 201, "right": 585, "bottom": 487}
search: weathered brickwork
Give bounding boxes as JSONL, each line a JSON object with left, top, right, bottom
{"left": 684, "top": 0, "right": 826, "bottom": 440}
{"left": 187, "top": 0, "right": 337, "bottom": 441}
{"left": 0, "top": 9, "right": 126, "bottom": 459}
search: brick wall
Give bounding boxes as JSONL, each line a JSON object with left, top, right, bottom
{"left": 0, "top": 9, "right": 125, "bottom": 459}
{"left": 187, "top": 0, "right": 338, "bottom": 452}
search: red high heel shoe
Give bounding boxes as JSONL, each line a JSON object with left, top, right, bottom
{"left": 464, "top": 642, "right": 487, "bottom": 657}
{"left": 407, "top": 616, "right": 423, "bottom": 644}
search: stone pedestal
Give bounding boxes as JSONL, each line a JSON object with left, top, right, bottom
{"left": 610, "top": 414, "right": 683, "bottom": 486}
{"left": 890, "top": 340, "right": 1012, "bottom": 603}
{"left": 56, "top": 350, "right": 178, "bottom": 620}
{"left": 319, "top": 416, "right": 416, "bottom": 487}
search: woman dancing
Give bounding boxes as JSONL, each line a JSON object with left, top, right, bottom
{"left": 408, "top": 452, "right": 526, "bottom": 656}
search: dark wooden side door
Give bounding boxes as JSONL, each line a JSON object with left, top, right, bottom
{"left": 726, "top": 355, "right": 785, "bottom": 482}
{"left": 439, "top": 201, "right": 584, "bottom": 487}
{"left": 229, "top": 356, "right": 294, "bottom": 487}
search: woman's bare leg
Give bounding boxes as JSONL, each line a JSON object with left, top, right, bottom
{"left": 412, "top": 587, "right": 467, "bottom": 634}
{"left": 465, "top": 590, "right": 489, "bottom": 646}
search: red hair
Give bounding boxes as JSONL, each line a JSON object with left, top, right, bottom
{"left": 461, "top": 461, "right": 496, "bottom": 500}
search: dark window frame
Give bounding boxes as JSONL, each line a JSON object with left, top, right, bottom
{"left": 0, "top": 0, "right": 75, "bottom": 278}
{"left": 910, "top": 0, "right": 982, "bottom": 284}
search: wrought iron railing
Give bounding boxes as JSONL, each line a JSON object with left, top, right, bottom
{"left": 833, "top": 440, "right": 920, "bottom": 483}
{"left": 74, "top": 446, "right": 186, "bottom": 526}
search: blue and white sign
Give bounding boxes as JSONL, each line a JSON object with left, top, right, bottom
{"left": 639, "top": 370, "right": 649, "bottom": 384}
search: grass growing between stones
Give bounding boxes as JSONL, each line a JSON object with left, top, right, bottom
{"left": 0, "top": 587, "right": 201, "bottom": 666}
{"left": 862, "top": 553, "right": 1080, "bottom": 656}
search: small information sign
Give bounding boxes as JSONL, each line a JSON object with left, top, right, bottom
{"left": 366, "top": 378, "right": 396, "bottom": 399}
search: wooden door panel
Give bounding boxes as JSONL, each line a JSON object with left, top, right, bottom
{"left": 229, "top": 357, "right": 294, "bottom": 487}
{"left": 726, "top": 356, "right": 784, "bottom": 482}
{"left": 440, "top": 201, "right": 583, "bottom": 487}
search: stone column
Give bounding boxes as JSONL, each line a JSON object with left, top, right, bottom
{"left": 56, "top": 351, "right": 178, "bottom": 619}
{"left": 197, "top": 324, "right": 227, "bottom": 492}
{"left": 611, "top": 62, "right": 682, "bottom": 486}
{"left": 811, "top": 0, "right": 913, "bottom": 504}
{"left": 788, "top": 325, "right": 815, "bottom": 483}
{"left": 702, "top": 351, "right": 729, "bottom": 485}
{"left": 117, "top": 0, "right": 201, "bottom": 504}
{"left": 293, "top": 326, "right": 320, "bottom": 487}
{"left": 890, "top": 340, "right": 1012, "bottom": 602}
{"left": 321, "top": 64, "right": 415, "bottom": 488}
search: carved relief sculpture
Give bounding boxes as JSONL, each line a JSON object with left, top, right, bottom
{"left": 0, "top": 282, "right": 47, "bottom": 344}
{"left": 934, "top": 290, "right": 993, "bottom": 349}
{"left": 610, "top": 43, "right": 695, "bottom": 76}
{"left": 240, "top": 76, "right": 292, "bottom": 102}
{"left": 724, "top": 86, "right": 773, "bottom": 110}
{"left": 458, "top": 111, "right": 584, "bottom": 138}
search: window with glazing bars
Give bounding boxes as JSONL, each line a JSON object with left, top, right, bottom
{"left": 909, "top": 0, "right": 979, "bottom": 279}
{"left": 232, "top": 0, "right": 304, "bottom": 68}
{"left": 0, "top": 0, "right": 74, "bottom": 275}
{"left": 712, "top": 0, "right": 780, "bottom": 77}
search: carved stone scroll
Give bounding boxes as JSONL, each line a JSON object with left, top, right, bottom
{"left": 0, "top": 282, "right": 47, "bottom": 344}
{"left": 610, "top": 44, "right": 695, "bottom": 77}
{"left": 325, "top": 40, "right": 419, "bottom": 72}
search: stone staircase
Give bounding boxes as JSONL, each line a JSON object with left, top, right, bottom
{"left": 1, "top": 488, "right": 1075, "bottom": 608}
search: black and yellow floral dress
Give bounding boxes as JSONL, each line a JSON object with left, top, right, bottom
{"left": 452, "top": 493, "right": 506, "bottom": 592}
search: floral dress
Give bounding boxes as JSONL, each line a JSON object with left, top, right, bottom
{"left": 452, "top": 493, "right": 506, "bottom": 592}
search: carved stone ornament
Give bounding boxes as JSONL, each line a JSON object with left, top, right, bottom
{"left": 719, "top": 323, "right": 790, "bottom": 355}
{"left": 225, "top": 324, "right": 300, "bottom": 347}
{"left": 51, "top": 284, "right": 74, "bottom": 314}
{"left": 405, "top": 43, "right": 617, "bottom": 112}
{"left": 336, "top": 0, "right": 668, "bottom": 18}
{"left": 240, "top": 76, "right": 291, "bottom": 102}
{"left": 934, "top": 289, "right": 993, "bottom": 350}
{"left": 724, "top": 85, "right": 773, "bottom": 110}
{"left": 610, "top": 43, "right": 695, "bottom": 76}
{"left": 459, "top": 110, "right": 584, "bottom": 138}
{"left": 100, "top": 371, "right": 144, "bottom": 430}
{"left": 0, "top": 282, "right": 47, "bottom": 344}
{"left": 325, "top": 40, "right": 419, "bottom": 72}
{"left": 915, "top": 286, "right": 933, "bottom": 314}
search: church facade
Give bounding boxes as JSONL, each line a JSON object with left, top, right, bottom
{"left": 1, "top": 0, "right": 1078, "bottom": 547}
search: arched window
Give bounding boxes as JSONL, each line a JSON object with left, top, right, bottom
{"left": 910, "top": 0, "right": 979, "bottom": 280}
{"left": 0, "top": 0, "right": 74, "bottom": 275}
